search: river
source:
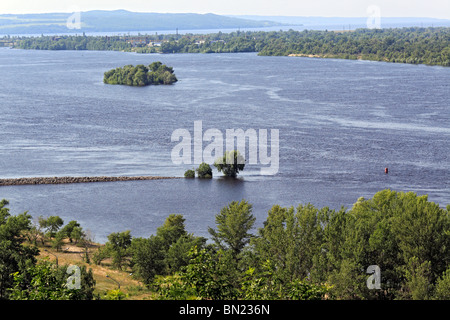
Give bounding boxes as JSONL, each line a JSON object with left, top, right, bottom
{"left": 0, "top": 48, "right": 448, "bottom": 242}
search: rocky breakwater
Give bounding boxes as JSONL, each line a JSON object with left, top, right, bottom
{"left": 0, "top": 176, "right": 180, "bottom": 186}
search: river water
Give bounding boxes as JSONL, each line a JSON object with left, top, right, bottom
{"left": 0, "top": 48, "right": 448, "bottom": 243}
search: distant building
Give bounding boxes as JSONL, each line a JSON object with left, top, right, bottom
{"left": 148, "top": 41, "right": 162, "bottom": 47}
{"left": 0, "top": 40, "right": 14, "bottom": 47}
{"left": 126, "top": 37, "right": 148, "bottom": 47}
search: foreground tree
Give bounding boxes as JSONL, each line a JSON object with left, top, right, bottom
{"left": 39, "top": 215, "right": 64, "bottom": 238}
{"left": 323, "top": 190, "right": 450, "bottom": 299}
{"left": 130, "top": 236, "right": 166, "bottom": 285}
{"left": 0, "top": 199, "right": 39, "bottom": 299}
{"left": 60, "top": 220, "right": 82, "bottom": 243}
{"left": 208, "top": 200, "right": 255, "bottom": 259}
{"left": 130, "top": 214, "right": 206, "bottom": 285}
{"left": 106, "top": 231, "right": 132, "bottom": 270}
{"left": 156, "top": 214, "right": 187, "bottom": 249}
{"left": 182, "top": 247, "right": 238, "bottom": 300}
{"left": 251, "top": 203, "right": 330, "bottom": 284}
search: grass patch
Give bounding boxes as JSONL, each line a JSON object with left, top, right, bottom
{"left": 36, "top": 239, "right": 155, "bottom": 300}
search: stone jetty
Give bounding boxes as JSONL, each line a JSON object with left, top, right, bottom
{"left": 0, "top": 176, "right": 180, "bottom": 186}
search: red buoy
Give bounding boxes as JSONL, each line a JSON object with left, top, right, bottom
{"left": 385, "top": 167, "right": 389, "bottom": 174}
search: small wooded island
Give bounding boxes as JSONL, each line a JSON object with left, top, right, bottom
{"left": 103, "top": 61, "right": 177, "bottom": 86}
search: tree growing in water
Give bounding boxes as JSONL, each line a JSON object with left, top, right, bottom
{"left": 214, "top": 150, "right": 245, "bottom": 177}
{"left": 196, "top": 162, "right": 213, "bottom": 179}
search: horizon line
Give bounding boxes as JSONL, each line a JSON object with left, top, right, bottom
{"left": 0, "top": 9, "right": 448, "bottom": 20}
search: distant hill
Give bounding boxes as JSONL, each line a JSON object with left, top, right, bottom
{"left": 0, "top": 10, "right": 283, "bottom": 35}
{"left": 229, "top": 15, "right": 450, "bottom": 29}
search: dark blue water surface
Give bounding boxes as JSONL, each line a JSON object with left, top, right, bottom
{"left": 0, "top": 48, "right": 449, "bottom": 243}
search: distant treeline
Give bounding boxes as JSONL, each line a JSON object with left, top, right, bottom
{"left": 12, "top": 27, "right": 450, "bottom": 66}
{"left": 257, "top": 27, "right": 450, "bottom": 66}
{"left": 103, "top": 62, "right": 177, "bottom": 86}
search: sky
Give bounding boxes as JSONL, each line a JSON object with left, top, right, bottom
{"left": 0, "top": 0, "right": 449, "bottom": 19}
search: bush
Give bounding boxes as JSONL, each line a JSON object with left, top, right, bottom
{"left": 433, "top": 267, "right": 450, "bottom": 300}
{"left": 103, "top": 289, "right": 127, "bottom": 300}
{"left": 196, "top": 162, "right": 213, "bottom": 179}
{"left": 154, "top": 274, "right": 196, "bottom": 300}
{"left": 241, "top": 264, "right": 328, "bottom": 300}
{"left": 184, "top": 169, "right": 195, "bottom": 178}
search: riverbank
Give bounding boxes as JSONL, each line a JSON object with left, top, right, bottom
{"left": 0, "top": 176, "right": 180, "bottom": 186}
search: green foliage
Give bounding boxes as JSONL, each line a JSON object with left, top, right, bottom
{"left": 402, "top": 257, "right": 432, "bottom": 300}
{"left": 33, "top": 217, "right": 86, "bottom": 247}
{"left": 196, "top": 162, "right": 213, "bottom": 179}
{"left": 0, "top": 199, "right": 39, "bottom": 299}
{"left": 433, "top": 267, "right": 450, "bottom": 300}
{"left": 154, "top": 274, "right": 196, "bottom": 300}
{"left": 106, "top": 230, "right": 132, "bottom": 270}
{"left": 165, "top": 234, "right": 206, "bottom": 273}
{"left": 319, "top": 190, "right": 450, "bottom": 299}
{"left": 9, "top": 261, "right": 70, "bottom": 300}
{"left": 251, "top": 204, "right": 330, "bottom": 284}
{"left": 130, "top": 236, "right": 165, "bottom": 284}
{"left": 182, "top": 247, "right": 238, "bottom": 300}
{"left": 51, "top": 231, "right": 65, "bottom": 251}
{"left": 157, "top": 214, "right": 187, "bottom": 248}
{"left": 70, "top": 226, "right": 84, "bottom": 244}
{"left": 208, "top": 200, "right": 255, "bottom": 259}
{"left": 241, "top": 262, "right": 328, "bottom": 300}
{"left": 155, "top": 248, "right": 239, "bottom": 300}
{"left": 214, "top": 150, "right": 245, "bottom": 177}
{"left": 184, "top": 169, "right": 195, "bottom": 178}
{"left": 286, "top": 279, "right": 328, "bottom": 300}
{"left": 103, "top": 62, "right": 177, "bottom": 86}
{"left": 60, "top": 220, "right": 81, "bottom": 243}
{"left": 103, "top": 289, "right": 127, "bottom": 300}
{"left": 241, "top": 265, "right": 280, "bottom": 300}
{"left": 14, "top": 27, "right": 450, "bottom": 66}
{"left": 0, "top": 202, "right": 97, "bottom": 300}
{"left": 38, "top": 215, "right": 64, "bottom": 238}
{"left": 129, "top": 214, "right": 206, "bottom": 286}
{"left": 198, "top": 190, "right": 448, "bottom": 300}
{"left": 9, "top": 260, "right": 96, "bottom": 300}
{"left": 92, "top": 245, "right": 110, "bottom": 265}
{"left": 2, "top": 188, "right": 449, "bottom": 300}
{"left": 257, "top": 28, "right": 450, "bottom": 66}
